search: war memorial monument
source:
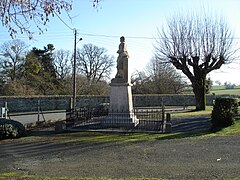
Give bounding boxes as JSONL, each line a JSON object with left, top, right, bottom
{"left": 103, "top": 36, "right": 139, "bottom": 127}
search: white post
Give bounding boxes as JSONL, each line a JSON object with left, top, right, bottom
{"left": 37, "top": 100, "right": 40, "bottom": 122}
{"left": 4, "top": 102, "right": 7, "bottom": 119}
{"left": 1, "top": 102, "right": 8, "bottom": 119}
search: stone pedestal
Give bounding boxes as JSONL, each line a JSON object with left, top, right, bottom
{"left": 102, "top": 78, "right": 139, "bottom": 127}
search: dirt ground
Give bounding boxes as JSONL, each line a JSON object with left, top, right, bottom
{"left": 0, "top": 134, "right": 240, "bottom": 179}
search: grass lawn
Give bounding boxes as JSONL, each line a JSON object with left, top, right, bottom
{"left": 183, "top": 85, "right": 240, "bottom": 95}
{"left": 171, "top": 106, "right": 213, "bottom": 117}
{"left": 210, "top": 87, "right": 240, "bottom": 95}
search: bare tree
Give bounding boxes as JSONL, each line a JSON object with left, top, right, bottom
{"left": 76, "top": 44, "right": 114, "bottom": 83}
{"left": 146, "top": 56, "right": 185, "bottom": 93}
{"left": 132, "top": 56, "right": 185, "bottom": 94}
{"left": 54, "top": 49, "right": 72, "bottom": 80}
{"left": 0, "top": 0, "right": 71, "bottom": 38}
{"left": 0, "top": 39, "right": 28, "bottom": 81}
{"left": 131, "top": 70, "right": 150, "bottom": 94}
{"left": 0, "top": 0, "right": 100, "bottom": 39}
{"left": 155, "top": 14, "right": 237, "bottom": 110}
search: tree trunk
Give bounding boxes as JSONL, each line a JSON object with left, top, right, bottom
{"left": 192, "top": 78, "right": 206, "bottom": 111}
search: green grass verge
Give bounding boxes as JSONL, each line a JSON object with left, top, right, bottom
{"left": 214, "top": 116, "right": 240, "bottom": 135}
{"left": 224, "top": 178, "right": 240, "bottom": 180}
{"left": 171, "top": 106, "right": 213, "bottom": 117}
{"left": 4, "top": 116, "right": 238, "bottom": 145}
{"left": 0, "top": 172, "right": 238, "bottom": 180}
{"left": 0, "top": 173, "right": 105, "bottom": 180}
{"left": 0, "top": 173, "right": 167, "bottom": 180}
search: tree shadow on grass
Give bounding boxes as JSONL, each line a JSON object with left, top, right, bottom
{"left": 1, "top": 130, "right": 118, "bottom": 159}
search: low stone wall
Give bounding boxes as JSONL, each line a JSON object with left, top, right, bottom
{"left": 133, "top": 94, "right": 196, "bottom": 107}
{"left": 133, "top": 94, "right": 239, "bottom": 107}
{"left": 0, "top": 94, "right": 239, "bottom": 113}
{"left": 0, "top": 96, "right": 71, "bottom": 113}
{"left": 0, "top": 95, "right": 109, "bottom": 113}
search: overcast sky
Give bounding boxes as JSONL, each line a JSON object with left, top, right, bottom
{"left": 1, "top": 0, "right": 240, "bottom": 84}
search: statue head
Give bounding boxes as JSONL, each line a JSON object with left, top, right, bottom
{"left": 120, "top": 36, "right": 125, "bottom": 42}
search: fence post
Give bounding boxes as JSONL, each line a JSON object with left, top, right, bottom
{"left": 69, "top": 97, "right": 73, "bottom": 110}
{"left": 37, "top": 100, "right": 40, "bottom": 122}
{"left": 5, "top": 102, "right": 8, "bottom": 119}
{"left": 165, "top": 113, "right": 172, "bottom": 133}
{"left": 161, "top": 98, "right": 165, "bottom": 132}
{"left": 161, "top": 98, "right": 165, "bottom": 122}
{"left": 183, "top": 95, "right": 186, "bottom": 110}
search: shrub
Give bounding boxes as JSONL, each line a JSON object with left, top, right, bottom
{"left": 0, "top": 118, "right": 26, "bottom": 139}
{"left": 211, "top": 98, "right": 239, "bottom": 128}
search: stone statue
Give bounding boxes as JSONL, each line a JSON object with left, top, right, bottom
{"left": 115, "top": 36, "right": 129, "bottom": 82}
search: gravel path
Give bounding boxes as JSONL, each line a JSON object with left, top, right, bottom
{"left": 0, "top": 135, "right": 240, "bottom": 179}
{"left": 0, "top": 116, "right": 239, "bottom": 179}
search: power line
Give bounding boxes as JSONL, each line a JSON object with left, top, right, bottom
{"left": 54, "top": 12, "right": 74, "bottom": 31}
{"left": 4, "top": 29, "right": 240, "bottom": 41}
{"left": 78, "top": 31, "right": 240, "bottom": 40}
{"left": 79, "top": 32, "right": 155, "bottom": 40}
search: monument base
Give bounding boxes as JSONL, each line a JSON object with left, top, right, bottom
{"left": 102, "top": 78, "right": 139, "bottom": 128}
{"left": 102, "top": 112, "right": 139, "bottom": 128}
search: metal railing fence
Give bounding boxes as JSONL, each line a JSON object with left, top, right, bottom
{"left": 66, "top": 106, "right": 167, "bottom": 133}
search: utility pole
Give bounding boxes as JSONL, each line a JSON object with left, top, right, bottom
{"left": 72, "top": 29, "right": 77, "bottom": 111}
{"left": 72, "top": 29, "right": 82, "bottom": 112}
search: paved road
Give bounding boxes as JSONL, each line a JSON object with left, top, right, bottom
{"left": 8, "top": 112, "right": 66, "bottom": 125}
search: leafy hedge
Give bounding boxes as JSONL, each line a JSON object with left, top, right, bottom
{"left": 0, "top": 118, "right": 26, "bottom": 139}
{"left": 211, "top": 98, "right": 239, "bottom": 128}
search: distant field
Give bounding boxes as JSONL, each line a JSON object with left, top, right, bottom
{"left": 210, "top": 86, "right": 240, "bottom": 95}
{"left": 183, "top": 85, "right": 240, "bottom": 95}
